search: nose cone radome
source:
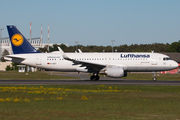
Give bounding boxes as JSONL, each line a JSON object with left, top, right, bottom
{"left": 172, "top": 61, "right": 179, "bottom": 69}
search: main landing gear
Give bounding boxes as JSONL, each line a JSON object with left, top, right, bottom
{"left": 152, "top": 71, "right": 157, "bottom": 81}
{"left": 90, "top": 73, "right": 100, "bottom": 81}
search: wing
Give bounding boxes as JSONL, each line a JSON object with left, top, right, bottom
{"left": 58, "top": 47, "right": 106, "bottom": 73}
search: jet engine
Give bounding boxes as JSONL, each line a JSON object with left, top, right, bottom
{"left": 105, "top": 67, "right": 127, "bottom": 78}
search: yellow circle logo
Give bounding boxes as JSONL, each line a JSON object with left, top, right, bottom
{"left": 11, "top": 34, "right": 24, "bottom": 46}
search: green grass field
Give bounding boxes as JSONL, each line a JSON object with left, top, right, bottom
{"left": 0, "top": 71, "right": 179, "bottom": 119}
{"left": 0, "top": 85, "right": 180, "bottom": 120}
{"left": 123, "top": 73, "right": 180, "bottom": 80}
{"left": 0, "top": 71, "right": 79, "bottom": 80}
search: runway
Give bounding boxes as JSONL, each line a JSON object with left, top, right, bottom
{"left": 0, "top": 79, "right": 180, "bottom": 85}
{"left": 0, "top": 72, "right": 179, "bottom": 85}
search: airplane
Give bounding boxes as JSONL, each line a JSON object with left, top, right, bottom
{"left": 5, "top": 25, "right": 178, "bottom": 81}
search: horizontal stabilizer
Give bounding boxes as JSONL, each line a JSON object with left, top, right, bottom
{"left": 4, "top": 57, "right": 12, "bottom": 61}
{"left": 5, "top": 55, "right": 26, "bottom": 60}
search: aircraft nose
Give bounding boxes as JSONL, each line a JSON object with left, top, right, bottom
{"left": 172, "top": 61, "right": 179, "bottom": 69}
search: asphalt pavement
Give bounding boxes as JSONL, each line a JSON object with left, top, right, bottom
{"left": 0, "top": 72, "right": 180, "bottom": 85}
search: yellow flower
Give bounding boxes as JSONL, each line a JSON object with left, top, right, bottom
{"left": 81, "top": 96, "right": 88, "bottom": 100}
{"left": 49, "top": 91, "right": 57, "bottom": 95}
{"left": 108, "top": 86, "right": 112, "bottom": 90}
{"left": 51, "top": 97, "right": 55, "bottom": 100}
{"left": 57, "top": 97, "right": 63, "bottom": 100}
{"left": 5, "top": 98, "right": 10, "bottom": 102}
{"left": 34, "top": 98, "right": 40, "bottom": 100}
{"left": 28, "top": 91, "right": 34, "bottom": 94}
{"left": 0, "top": 99, "right": 4, "bottom": 102}
{"left": 99, "top": 85, "right": 104, "bottom": 87}
{"left": 36, "top": 91, "right": 41, "bottom": 94}
{"left": 14, "top": 98, "right": 21, "bottom": 102}
{"left": 24, "top": 98, "right": 30, "bottom": 102}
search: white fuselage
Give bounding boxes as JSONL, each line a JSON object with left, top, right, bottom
{"left": 10, "top": 52, "right": 178, "bottom": 73}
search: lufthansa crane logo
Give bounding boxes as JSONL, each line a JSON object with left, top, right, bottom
{"left": 11, "top": 34, "right": 24, "bottom": 46}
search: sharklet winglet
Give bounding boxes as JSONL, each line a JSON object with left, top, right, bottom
{"left": 58, "top": 47, "right": 70, "bottom": 60}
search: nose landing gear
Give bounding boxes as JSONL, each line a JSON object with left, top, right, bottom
{"left": 152, "top": 72, "right": 157, "bottom": 81}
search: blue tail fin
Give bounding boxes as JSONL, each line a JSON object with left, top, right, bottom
{"left": 7, "top": 25, "right": 40, "bottom": 54}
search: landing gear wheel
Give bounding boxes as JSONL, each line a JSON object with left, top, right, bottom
{"left": 95, "top": 76, "right": 100, "bottom": 81}
{"left": 90, "top": 76, "right": 96, "bottom": 81}
{"left": 90, "top": 75, "right": 100, "bottom": 81}
{"left": 153, "top": 77, "right": 157, "bottom": 81}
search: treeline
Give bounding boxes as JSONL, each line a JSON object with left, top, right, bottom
{"left": 38, "top": 40, "right": 180, "bottom": 53}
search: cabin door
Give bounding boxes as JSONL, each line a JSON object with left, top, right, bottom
{"left": 36, "top": 55, "right": 42, "bottom": 65}
{"left": 151, "top": 54, "right": 157, "bottom": 65}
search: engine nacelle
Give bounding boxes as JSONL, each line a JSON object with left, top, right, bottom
{"left": 105, "top": 67, "right": 127, "bottom": 78}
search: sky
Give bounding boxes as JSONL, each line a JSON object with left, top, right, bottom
{"left": 0, "top": 0, "right": 180, "bottom": 46}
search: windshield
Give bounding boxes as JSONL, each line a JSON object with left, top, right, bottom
{"left": 163, "top": 57, "right": 171, "bottom": 61}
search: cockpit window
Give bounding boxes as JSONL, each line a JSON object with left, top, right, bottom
{"left": 163, "top": 57, "right": 171, "bottom": 61}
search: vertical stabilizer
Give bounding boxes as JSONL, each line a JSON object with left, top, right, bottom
{"left": 7, "top": 25, "right": 40, "bottom": 54}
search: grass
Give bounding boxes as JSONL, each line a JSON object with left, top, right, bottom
{"left": 0, "top": 71, "right": 79, "bottom": 80}
{"left": 0, "top": 85, "right": 180, "bottom": 120}
{"left": 123, "top": 73, "right": 180, "bottom": 80}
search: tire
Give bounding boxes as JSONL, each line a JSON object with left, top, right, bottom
{"left": 95, "top": 76, "right": 100, "bottom": 81}
{"left": 90, "top": 76, "right": 96, "bottom": 81}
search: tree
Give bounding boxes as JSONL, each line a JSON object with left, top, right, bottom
{"left": 5, "top": 62, "right": 18, "bottom": 71}
{"left": 38, "top": 47, "right": 48, "bottom": 53}
{"left": 1, "top": 49, "right": 9, "bottom": 62}
{"left": 166, "top": 40, "right": 180, "bottom": 52}
{"left": 45, "top": 41, "right": 177, "bottom": 53}
{"left": 49, "top": 44, "right": 68, "bottom": 52}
